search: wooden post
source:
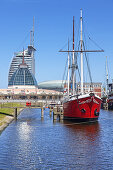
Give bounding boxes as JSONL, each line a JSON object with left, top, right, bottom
{"left": 60, "top": 114, "right": 64, "bottom": 120}
{"left": 106, "top": 99, "right": 108, "bottom": 110}
{"left": 49, "top": 110, "right": 52, "bottom": 117}
{"left": 53, "top": 112, "right": 57, "bottom": 120}
{"left": 41, "top": 107, "right": 44, "bottom": 118}
{"left": 14, "top": 108, "right": 17, "bottom": 120}
{"left": 49, "top": 106, "right": 52, "bottom": 117}
{"left": 53, "top": 107, "right": 57, "bottom": 120}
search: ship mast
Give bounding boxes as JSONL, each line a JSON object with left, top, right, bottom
{"left": 23, "top": 48, "right": 25, "bottom": 85}
{"left": 106, "top": 56, "right": 109, "bottom": 95}
{"left": 80, "top": 9, "right": 83, "bottom": 94}
{"left": 68, "top": 39, "right": 70, "bottom": 96}
{"left": 72, "top": 16, "right": 75, "bottom": 95}
{"left": 59, "top": 10, "right": 104, "bottom": 96}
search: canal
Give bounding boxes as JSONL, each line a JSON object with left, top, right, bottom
{"left": 0, "top": 108, "right": 113, "bottom": 169}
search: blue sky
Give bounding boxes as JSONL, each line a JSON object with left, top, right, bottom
{"left": 0, "top": 0, "right": 113, "bottom": 88}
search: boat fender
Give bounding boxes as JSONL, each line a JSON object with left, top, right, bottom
{"left": 94, "top": 109, "right": 99, "bottom": 116}
{"left": 81, "top": 109, "right": 86, "bottom": 113}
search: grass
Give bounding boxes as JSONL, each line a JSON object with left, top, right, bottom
{"left": 0, "top": 102, "right": 25, "bottom": 123}
{"left": 0, "top": 114, "right": 5, "bottom": 119}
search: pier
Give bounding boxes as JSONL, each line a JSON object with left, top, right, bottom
{"left": 102, "top": 102, "right": 108, "bottom": 110}
{"left": 101, "top": 97, "right": 108, "bottom": 110}
{"left": 0, "top": 100, "right": 64, "bottom": 121}
{"left": 53, "top": 105, "right": 63, "bottom": 121}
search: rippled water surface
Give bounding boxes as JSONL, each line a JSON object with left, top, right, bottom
{"left": 0, "top": 108, "right": 113, "bottom": 169}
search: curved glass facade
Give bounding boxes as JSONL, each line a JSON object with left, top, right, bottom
{"left": 8, "top": 65, "right": 37, "bottom": 86}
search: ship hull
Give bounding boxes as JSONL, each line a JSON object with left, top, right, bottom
{"left": 63, "top": 93, "right": 101, "bottom": 122}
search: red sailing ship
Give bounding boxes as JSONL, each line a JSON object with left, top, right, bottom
{"left": 63, "top": 93, "right": 101, "bottom": 121}
{"left": 60, "top": 9, "right": 103, "bottom": 121}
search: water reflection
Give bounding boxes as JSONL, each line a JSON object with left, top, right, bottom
{"left": 63, "top": 120, "right": 100, "bottom": 135}
{"left": 0, "top": 109, "right": 113, "bottom": 169}
{"left": 64, "top": 121, "right": 100, "bottom": 148}
{"left": 18, "top": 122, "right": 31, "bottom": 141}
{"left": 61, "top": 121, "right": 101, "bottom": 169}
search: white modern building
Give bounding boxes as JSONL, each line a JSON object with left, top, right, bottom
{"left": 8, "top": 45, "right": 36, "bottom": 84}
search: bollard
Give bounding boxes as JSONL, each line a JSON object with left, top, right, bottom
{"left": 14, "top": 108, "right": 17, "bottom": 120}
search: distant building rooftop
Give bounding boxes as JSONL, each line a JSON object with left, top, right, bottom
{"left": 38, "top": 80, "right": 67, "bottom": 91}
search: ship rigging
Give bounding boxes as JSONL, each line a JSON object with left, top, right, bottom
{"left": 59, "top": 9, "right": 104, "bottom": 121}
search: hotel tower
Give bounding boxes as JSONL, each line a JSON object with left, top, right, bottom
{"left": 8, "top": 20, "right": 36, "bottom": 86}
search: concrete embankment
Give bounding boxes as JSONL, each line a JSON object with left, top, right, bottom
{"left": 0, "top": 108, "right": 23, "bottom": 133}
{"left": 0, "top": 116, "right": 14, "bottom": 132}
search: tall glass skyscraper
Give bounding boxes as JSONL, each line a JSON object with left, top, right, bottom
{"left": 8, "top": 45, "right": 36, "bottom": 84}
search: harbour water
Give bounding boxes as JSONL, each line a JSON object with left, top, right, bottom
{"left": 0, "top": 108, "right": 113, "bottom": 169}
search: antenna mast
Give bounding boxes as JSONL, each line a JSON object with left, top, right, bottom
{"left": 22, "top": 48, "right": 24, "bottom": 64}
{"left": 33, "top": 16, "right": 34, "bottom": 47}
{"left": 30, "top": 17, "right": 34, "bottom": 47}
{"left": 30, "top": 31, "right": 32, "bottom": 46}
